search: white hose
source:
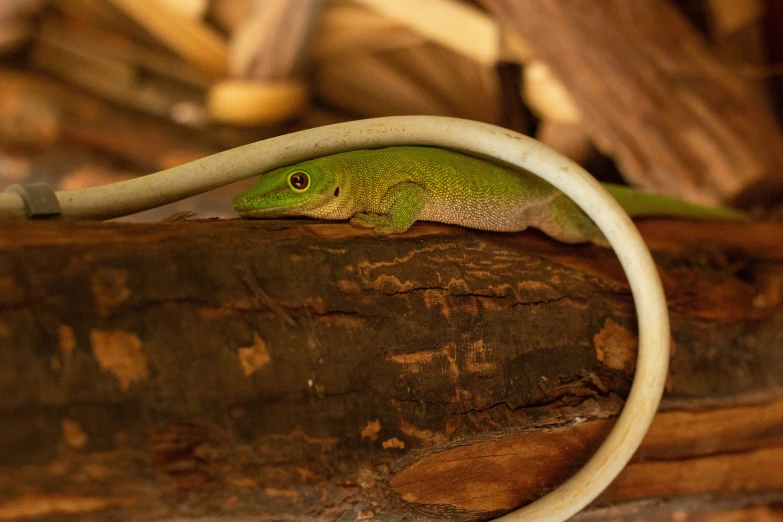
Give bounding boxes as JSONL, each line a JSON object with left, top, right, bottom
{"left": 1, "top": 116, "right": 669, "bottom": 521}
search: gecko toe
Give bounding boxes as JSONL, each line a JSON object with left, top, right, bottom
{"left": 350, "top": 213, "right": 401, "bottom": 235}
{"left": 350, "top": 213, "right": 379, "bottom": 229}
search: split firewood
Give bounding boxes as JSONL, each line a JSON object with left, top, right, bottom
{"left": 483, "top": 0, "right": 783, "bottom": 207}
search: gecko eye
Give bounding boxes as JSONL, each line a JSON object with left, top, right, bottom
{"left": 288, "top": 171, "right": 309, "bottom": 191}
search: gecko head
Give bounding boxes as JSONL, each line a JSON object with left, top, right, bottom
{"left": 233, "top": 161, "right": 340, "bottom": 218}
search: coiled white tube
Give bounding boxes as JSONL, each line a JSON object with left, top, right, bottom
{"left": 0, "top": 116, "right": 669, "bottom": 521}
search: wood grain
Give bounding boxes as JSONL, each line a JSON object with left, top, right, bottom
{"left": 0, "top": 218, "right": 781, "bottom": 520}
{"left": 482, "top": 0, "right": 783, "bottom": 207}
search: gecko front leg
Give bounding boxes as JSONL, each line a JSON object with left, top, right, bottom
{"left": 350, "top": 182, "right": 426, "bottom": 235}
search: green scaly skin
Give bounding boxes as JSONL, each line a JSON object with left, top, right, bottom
{"left": 232, "top": 146, "right": 747, "bottom": 245}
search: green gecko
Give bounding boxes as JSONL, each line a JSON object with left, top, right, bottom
{"left": 232, "top": 146, "right": 746, "bottom": 245}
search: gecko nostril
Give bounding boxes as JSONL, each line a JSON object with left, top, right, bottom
{"left": 334, "top": 187, "right": 340, "bottom": 197}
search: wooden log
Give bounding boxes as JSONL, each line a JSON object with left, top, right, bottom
{"left": 481, "top": 0, "right": 783, "bottom": 207}
{"left": 1, "top": 219, "right": 782, "bottom": 520}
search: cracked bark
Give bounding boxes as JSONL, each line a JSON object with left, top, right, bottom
{"left": 0, "top": 218, "right": 782, "bottom": 521}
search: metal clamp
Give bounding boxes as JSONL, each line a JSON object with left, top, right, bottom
{"left": 4, "top": 183, "right": 61, "bottom": 218}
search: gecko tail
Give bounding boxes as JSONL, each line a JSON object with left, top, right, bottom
{"left": 602, "top": 183, "right": 749, "bottom": 221}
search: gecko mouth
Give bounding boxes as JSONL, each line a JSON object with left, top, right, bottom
{"left": 234, "top": 205, "right": 299, "bottom": 218}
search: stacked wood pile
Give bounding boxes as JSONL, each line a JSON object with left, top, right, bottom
{"left": 1, "top": 1, "right": 783, "bottom": 521}
{"left": 2, "top": 0, "right": 783, "bottom": 215}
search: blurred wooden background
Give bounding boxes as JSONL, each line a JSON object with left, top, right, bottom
{"left": 1, "top": 0, "right": 783, "bottom": 219}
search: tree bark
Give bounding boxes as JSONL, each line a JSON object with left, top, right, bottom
{"left": 1, "top": 219, "right": 782, "bottom": 520}
{"left": 482, "top": 0, "right": 783, "bottom": 207}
